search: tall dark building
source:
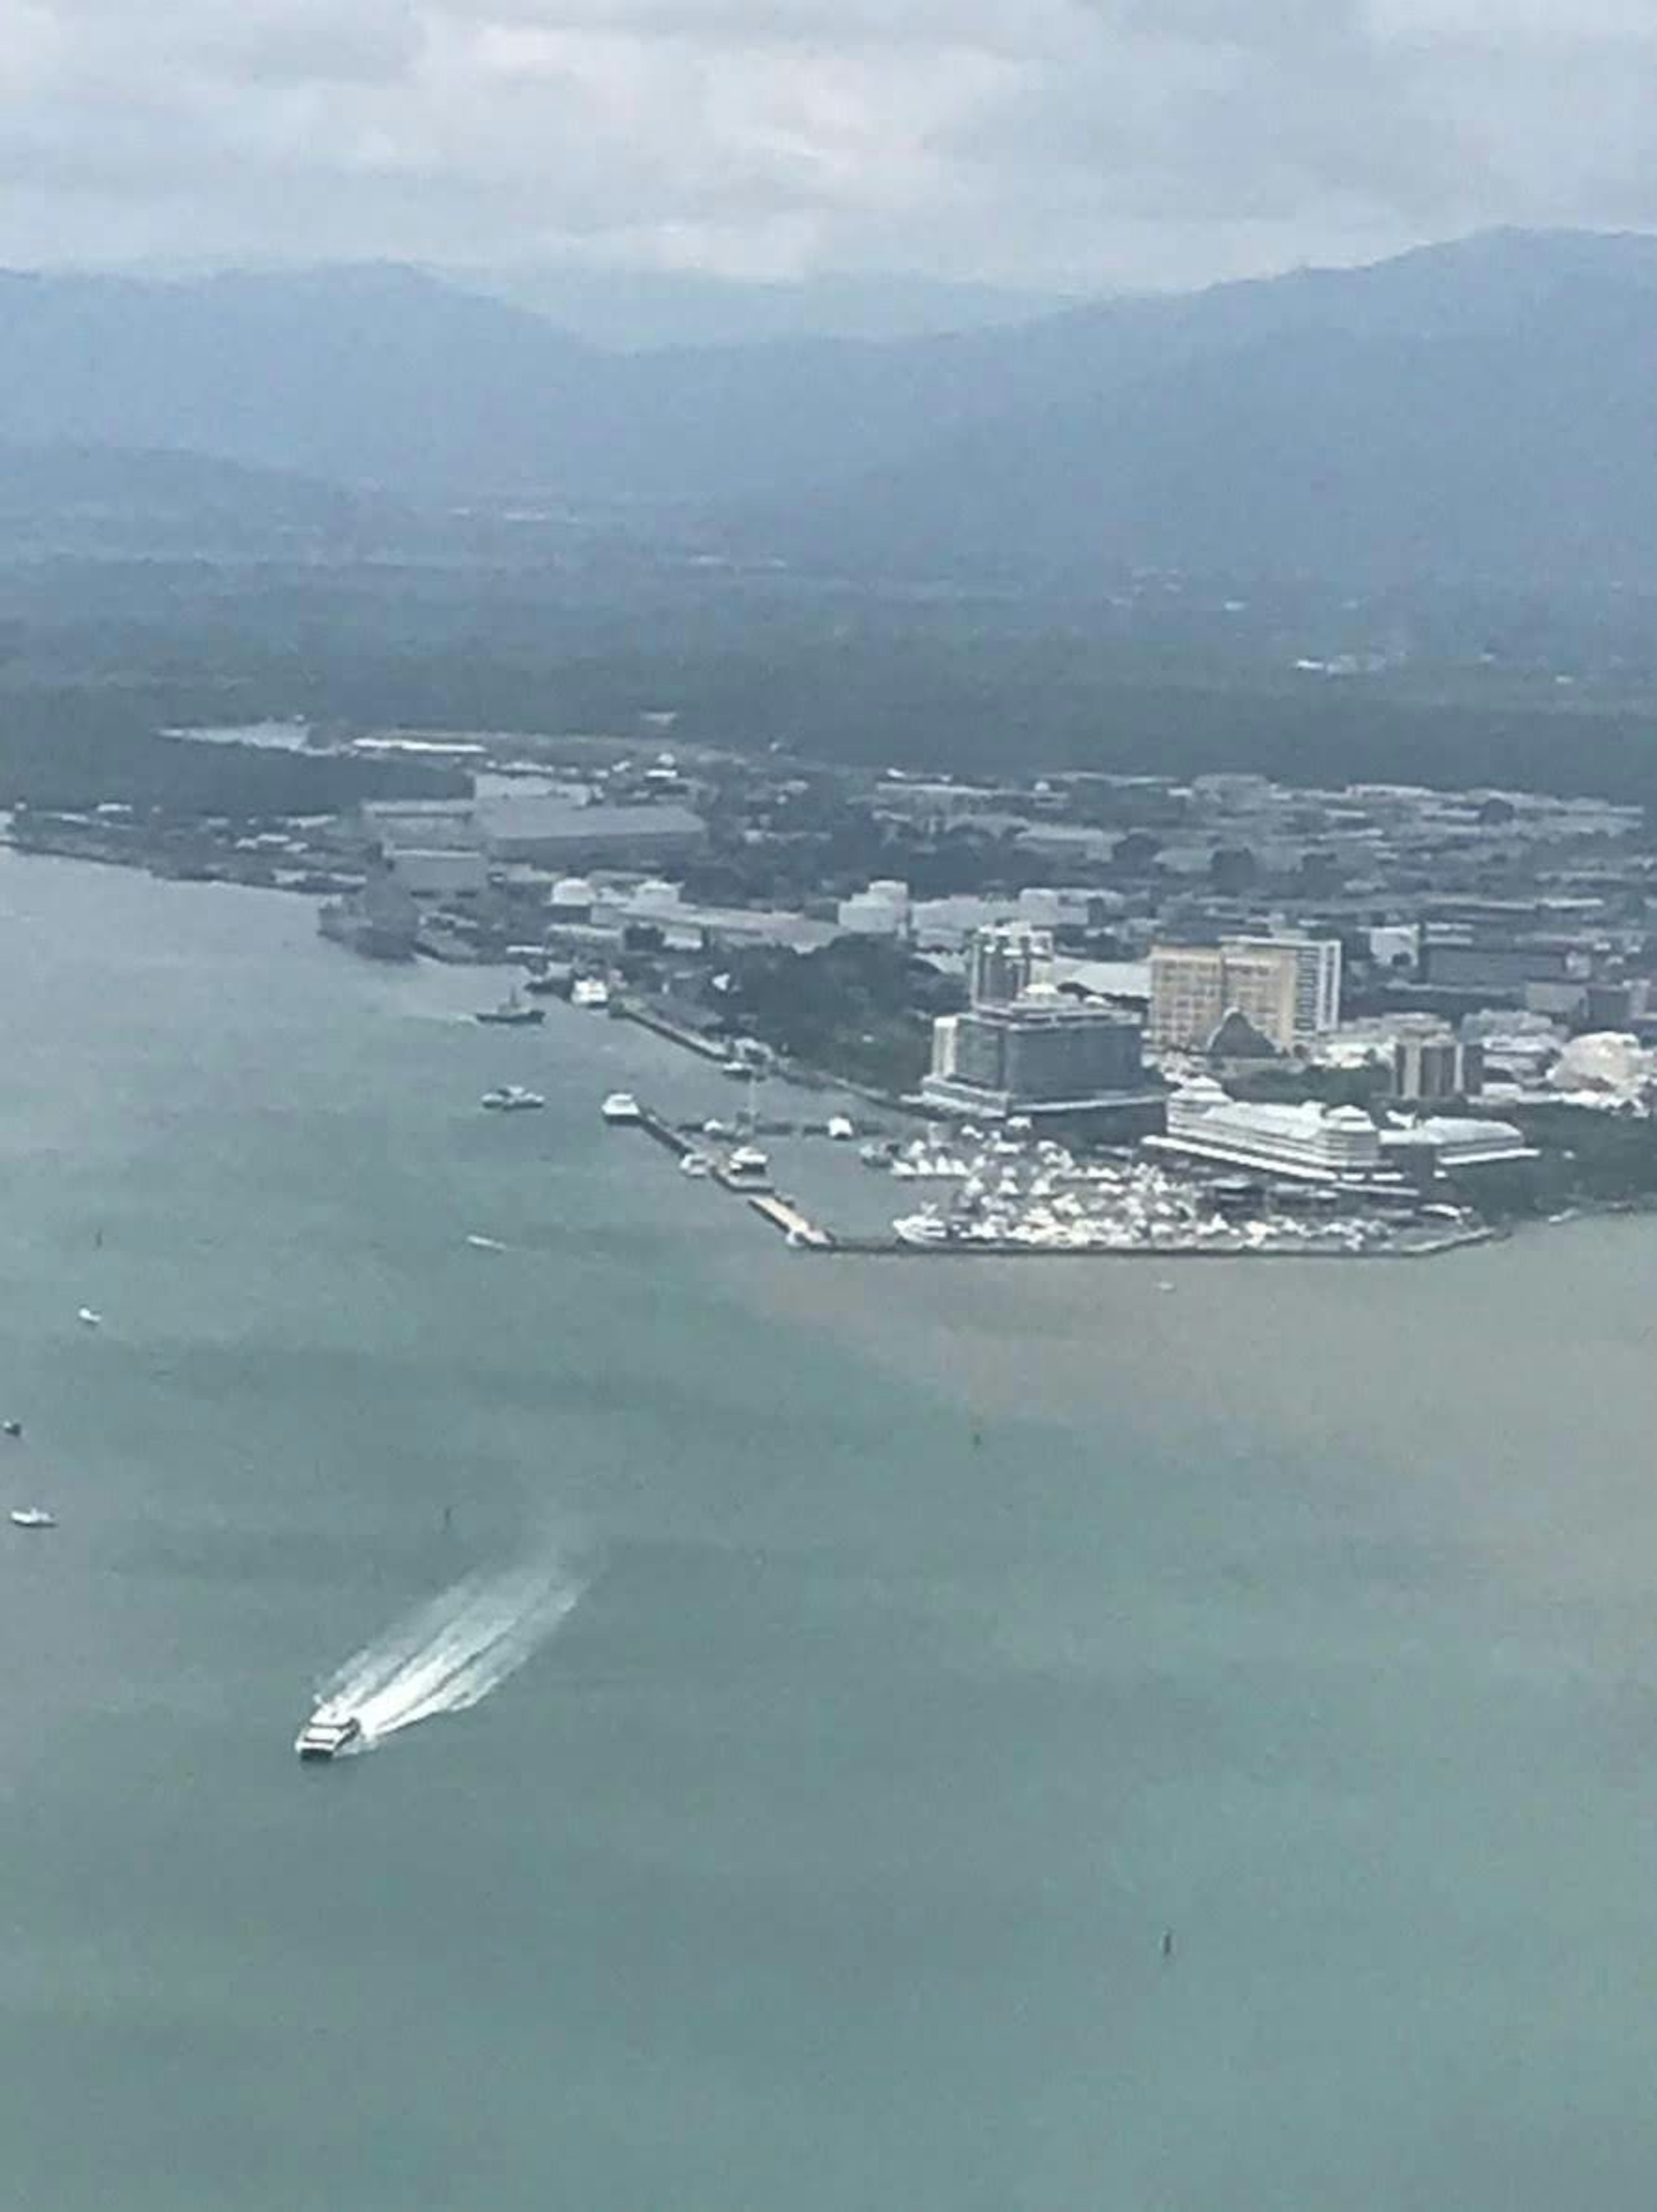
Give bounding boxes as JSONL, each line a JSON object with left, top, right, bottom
{"left": 926, "top": 993, "right": 1145, "bottom": 1115}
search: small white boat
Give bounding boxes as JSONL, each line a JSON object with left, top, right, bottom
{"left": 679, "top": 1151, "right": 712, "bottom": 1178}
{"left": 466, "top": 1233, "right": 507, "bottom": 1251}
{"left": 722, "top": 1145, "right": 771, "bottom": 1188}
{"left": 9, "top": 1507, "right": 54, "bottom": 1530}
{"left": 601, "top": 1092, "right": 642, "bottom": 1125}
{"left": 295, "top": 1713, "right": 362, "bottom": 1762}
{"left": 77, "top": 1307, "right": 102, "bottom": 1328}
{"left": 481, "top": 1085, "right": 545, "bottom": 1112}
{"left": 894, "top": 1210, "right": 950, "bottom": 1247}
{"left": 571, "top": 977, "right": 611, "bottom": 1011}
{"left": 826, "top": 1115, "right": 856, "bottom": 1141}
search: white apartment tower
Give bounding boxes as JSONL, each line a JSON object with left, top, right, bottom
{"left": 1149, "top": 936, "right": 1342, "bottom": 1054}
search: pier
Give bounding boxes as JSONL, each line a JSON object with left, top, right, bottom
{"left": 747, "top": 1195, "right": 835, "bottom": 1248}
{"left": 612, "top": 996, "right": 730, "bottom": 1064}
{"left": 625, "top": 1103, "right": 836, "bottom": 1245}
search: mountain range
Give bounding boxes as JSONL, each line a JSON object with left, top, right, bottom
{"left": 3, "top": 229, "right": 1657, "bottom": 588}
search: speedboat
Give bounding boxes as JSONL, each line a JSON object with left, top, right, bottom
{"left": 2, "top": 1420, "right": 21, "bottom": 1440}
{"left": 475, "top": 987, "right": 545, "bottom": 1027}
{"left": 77, "top": 1307, "right": 102, "bottom": 1328}
{"left": 601, "top": 1092, "right": 642, "bottom": 1125}
{"left": 296, "top": 1713, "right": 362, "bottom": 1761}
{"left": 481, "top": 1086, "right": 545, "bottom": 1111}
{"left": 9, "top": 1507, "right": 54, "bottom": 1530}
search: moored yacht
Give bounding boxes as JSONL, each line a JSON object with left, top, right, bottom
{"left": 601, "top": 1091, "right": 642, "bottom": 1125}
{"left": 570, "top": 977, "right": 611, "bottom": 1011}
{"left": 722, "top": 1144, "right": 771, "bottom": 1188}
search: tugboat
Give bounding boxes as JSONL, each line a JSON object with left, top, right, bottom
{"left": 295, "top": 1712, "right": 363, "bottom": 1761}
{"left": 475, "top": 986, "right": 545, "bottom": 1027}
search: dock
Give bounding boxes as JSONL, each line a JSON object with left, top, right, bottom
{"left": 747, "top": 1195, "right": 834, "bottom": 1248}
{"left": 637, "top": 1105, "right": 694, "bottom": 1159}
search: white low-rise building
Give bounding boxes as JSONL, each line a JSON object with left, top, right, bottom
{"left": 1380, "top": 1117, "right": 1537, "bottom": 1172}
{"left": 387, "top": 846, "right": 489, "bottom": 899}
{"left": 837, "top": 883, "right": 910, "bottom": 936}
{"left": 1148, "top": 1078, "right": 1389, "bottom": 1183}
{"left": 1547, "top": 1031, "right": 1655, "bottom": 1103}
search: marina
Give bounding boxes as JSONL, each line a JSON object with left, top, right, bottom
{"left": 611, "top": 1097, "right": 1494, "bottom": 1259}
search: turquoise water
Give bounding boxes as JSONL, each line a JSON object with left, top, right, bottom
{"left": 3, "top": 850, "right": 1657, "bottom": 2209}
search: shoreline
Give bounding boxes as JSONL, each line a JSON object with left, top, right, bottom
{"left": 7, "top": 839, "right": 1640, "bottom": 1264}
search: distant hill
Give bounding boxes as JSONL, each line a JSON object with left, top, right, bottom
{"left": 0, "top": 262, "right": 1077, "bottom": 504}
{"left": 2, "top": 233, "right": 1657, "bottom": 584}
{"left": 439, "top": 263, "right": 1071, "bottom": 349}
{"left": 0, "top": 439, "right": 373, "bottom": 522}
{"left": 733, "top": 230, "right": 1657, "bottom": 587}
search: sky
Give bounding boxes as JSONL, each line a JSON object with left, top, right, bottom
{"left": 1, "top": 0, "right": 1654, "bottom": 290}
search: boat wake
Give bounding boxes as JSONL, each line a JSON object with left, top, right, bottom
{"left": 313, "top": 1553, "right": 589, "bottom": 1749}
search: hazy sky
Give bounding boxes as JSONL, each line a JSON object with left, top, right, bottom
{"left": 2, "top": 0, "right": 1653, "bottom": 287}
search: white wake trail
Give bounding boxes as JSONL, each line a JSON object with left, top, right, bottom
{"left": 314, "top": 1554, "right": 589, "bottom": 1749}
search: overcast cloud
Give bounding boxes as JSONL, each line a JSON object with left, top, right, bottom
{"left": 0, "top": 0, "right": 1653, "bottom": 287}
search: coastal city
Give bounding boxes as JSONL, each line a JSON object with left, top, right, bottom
{"left": 13, "top": 715, "right": 1657, "bottom": 1258}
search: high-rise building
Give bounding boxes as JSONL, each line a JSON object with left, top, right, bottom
{"left": 1148, "top": 945, "right": 1229, "bottom": 1052}
{"left": 928, "top": 922, "right": 1153, "bottom": 1124}
{"left": 923, "top": 991, "right": 1146, "bottom": 1119}
{"left": 968, "top": 922, "right": 1054, "bottom": 1008}
{"left": 1228, "top": 935, "right": 1343, "bottom": 1042}
{"left": 1393, "top": 1033, "right": 1486, "bottom": 1102}
{"left": 1148, "top": 936, "right": 1341, "bottom": 1053}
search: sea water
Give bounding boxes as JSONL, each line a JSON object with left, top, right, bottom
{"left": 1, "top": 849, "right": 1656, "bottom": 2209}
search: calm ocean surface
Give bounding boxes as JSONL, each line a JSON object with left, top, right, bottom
{"left": 3, "top": 850, "right": 1657, "bottom": 2210}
